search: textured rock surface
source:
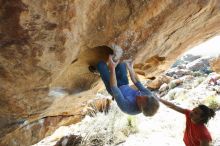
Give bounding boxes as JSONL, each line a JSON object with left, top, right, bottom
{"left": 210, "top": 56, "right": 220, "bottom": 73}
{"left": 1, "top": 0, "right": 220, "bottom": 145}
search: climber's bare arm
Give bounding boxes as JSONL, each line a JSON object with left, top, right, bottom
{"left": 124, "top": 59, "right": 139, "bottom": 84}
{"left": 124, "top": 59, "right": 153, "bottom": 95}
{"left": 109, "top": 55, "right": 119, "bottom": 87}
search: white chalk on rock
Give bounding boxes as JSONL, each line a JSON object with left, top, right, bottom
{"left": 110, "top": 44, "right": 123, "bottom": 62}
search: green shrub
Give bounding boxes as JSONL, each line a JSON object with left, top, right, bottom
{"left": 193, "top": 77, "right": 205, "bottom": 87}
{"left": 126, "top": 116, "right": 138, "bottom": 133}
{"left": 205, "top": 96, "right": 220, "bottom": 110}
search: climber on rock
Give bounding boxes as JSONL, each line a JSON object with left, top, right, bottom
{"left": 91, "top": 54, "right": 159, "bottom": 116}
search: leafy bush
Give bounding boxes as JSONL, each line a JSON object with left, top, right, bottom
{"left": 127, "top": 116, "right": 138, "bottom": 133}
{"left": 205, "top": 96, "right": 220, "bottom": 110}
{"left": 193, "top": 77, "right": 205, "bottom": 87}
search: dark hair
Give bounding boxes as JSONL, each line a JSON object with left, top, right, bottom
{"left": 198, "top": 104, "right": 216, "bottom": 124}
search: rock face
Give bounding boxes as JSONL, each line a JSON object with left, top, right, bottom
{"left": 210, "top": 56, "right": 220, "bottom": 73}
{"left": 0, "top": 0, "right": 220, "bottom": 145}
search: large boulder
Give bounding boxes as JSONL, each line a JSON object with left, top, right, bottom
{"left": 186, "top": 57, "right": 211, "bottom": 73}
{"left": 210, "top": 56, "right": 220, "bottom": 73}
{"left": 1, "top": 0, "right": 220, "bottom": 145}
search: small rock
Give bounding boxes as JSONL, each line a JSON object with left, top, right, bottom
{"left": 55, "top": 135, "right": 82, "bottom": 146}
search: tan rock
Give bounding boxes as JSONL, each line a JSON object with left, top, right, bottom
{"left": 133, "top": 63, "right": 144, "bottom": 69}
{"left": 146, "top": 75, "right": 173, "bottom": 89}
{"left": 134, "top": 69, "right": 146, "bottom": 76}
{"left": 85, "top": 98, "right": 112, "bottom": 116}
{"left": 210, "top": 56, "right": 220, "bottom": 73}
{"left": 1, "top": 0, "right": 220, "bottom": 145}
{"left": 55, "top": 135, "right": 82, "bottom": 146}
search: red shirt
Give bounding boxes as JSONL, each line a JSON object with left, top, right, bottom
{"left": 183, "top": 110, "right": 212, "bottom": 146}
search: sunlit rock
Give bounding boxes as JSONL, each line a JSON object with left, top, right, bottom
{"left": 210, "top": 56, "right": 220, "bottom": 73}
{"left": 146, "top": 74, "right": 173, "bottom": 89}
{"left": 1, "top": 0, "right": 220, "bottom": 145}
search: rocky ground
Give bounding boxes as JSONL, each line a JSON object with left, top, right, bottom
{"left": 33, "top": 54, "right": 220, "bottom": 146}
